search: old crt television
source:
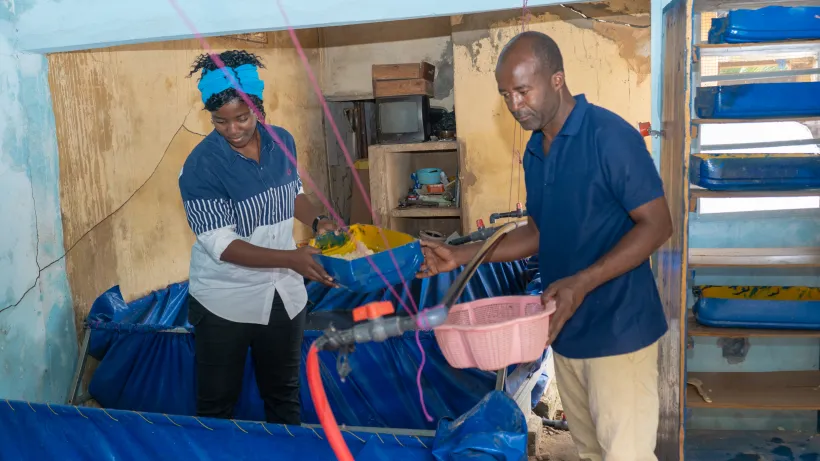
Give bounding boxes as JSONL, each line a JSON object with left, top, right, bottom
{"left": 375, "top": 95, "right": 431, "bottom": 144}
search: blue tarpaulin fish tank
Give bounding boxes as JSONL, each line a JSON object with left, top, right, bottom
{"left": 1, "top": 258, "right": 542, "bottom": 460}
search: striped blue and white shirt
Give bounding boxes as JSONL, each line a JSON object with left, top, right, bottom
{"left": 179, "top": 123, "right": 307, "bottom": 324}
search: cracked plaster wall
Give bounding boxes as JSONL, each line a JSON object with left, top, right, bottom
{"left": 451, "top": 1, "right": 651, "bottom": 231}
{"left": 46, "top": 32, "right": 329, "bottom": 332}
{"left": 0, "top": 0, "right": 78, "bottom": 402}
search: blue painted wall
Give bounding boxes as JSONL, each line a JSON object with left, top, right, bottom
{"left": 0, "top": 0, "right": 77, "bottom": 403}
{"left": 688, "top": 210, "right": 820, "bottom": 431}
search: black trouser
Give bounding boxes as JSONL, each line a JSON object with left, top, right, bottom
{"left": 187, "top": 293, "right": 306, "bottom": 424}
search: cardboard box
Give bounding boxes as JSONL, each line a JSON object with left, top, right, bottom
{"left": 373, "top": 78, "right": 435, "bottom": 98}
{"left": 372, "top": 62, "right": 435, "bottom": 82}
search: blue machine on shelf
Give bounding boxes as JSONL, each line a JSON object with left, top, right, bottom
{"left": 695, "top": 82, "right": 820, "bottom": 120}
{"left": 707, "top": 6, "right": 820, "bottom": 44}
{"left": 693, "top": 286, "right": 820, "bottom": 331}
{"left": 690, "top": 155, "right": 820, "bottom": 191}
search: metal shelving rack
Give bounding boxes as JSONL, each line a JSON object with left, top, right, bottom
{"left": 683, "top": 2, "right": 820, "bottom": 455}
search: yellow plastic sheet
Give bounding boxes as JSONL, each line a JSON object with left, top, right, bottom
{"left": 309, "top": 224, "right": 416, "bottom": 256}
{"left": 694, "top": 285, "right": 820, "bottom": 301}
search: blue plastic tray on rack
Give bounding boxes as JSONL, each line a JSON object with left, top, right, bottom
{"left": 690, "top": 154, "right": 820, "bottom": 191}
{"left": 708, "top": 6, "right": 820, "bottom": 44}
{"left": 695, "top": 82, "right": 820, "bottom": 120}
{"left": 693, "top": 286, "right": 820, "bottom": 330}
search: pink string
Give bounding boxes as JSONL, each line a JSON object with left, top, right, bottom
{"left": 508, "top": 121, "right": 517, "bottom": 211}
{"left": 166, "top": 0, "right": 432, "bottom": 421}
{"left": 415, "top": 329, "right": 432, "bottom": 421}
{"left": 274, "top": 2, "right": 431, "bottom": 421}
{"left": 275, "top": 3, "right": 421, "bottom": 317}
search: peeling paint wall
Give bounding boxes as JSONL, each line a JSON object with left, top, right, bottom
{"left": 0, "top": 0, "right": 78, "bottom": 403}
{"left": 46, "top": 32, "right": 329, "bottom": 330}
{"left": 451, "top": 1, "right": 651, "bottom": 229}
{"left": 320, "top": 18, "right": 455, "bottom": 110}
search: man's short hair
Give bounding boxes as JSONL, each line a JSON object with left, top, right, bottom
{"left": 498, "top": 31, "right": 564, "bottom": 75}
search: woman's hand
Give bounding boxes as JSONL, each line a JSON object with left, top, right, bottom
{"left": 417, "top": 240, "right": 463, "bottom": 278}
{"left": 287, "top": 246, "right": 337, "bottom": 287}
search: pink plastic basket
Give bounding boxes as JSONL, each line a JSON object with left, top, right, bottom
{"left": 433, "top": 296, "right": 557, "bottom": 371}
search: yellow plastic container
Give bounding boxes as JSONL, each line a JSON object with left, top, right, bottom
{"left": 309, "top": 224, "right": 416, "bottom": 257}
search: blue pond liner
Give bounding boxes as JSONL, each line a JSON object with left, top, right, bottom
{"left": 708, "top": 6, "right": 820, "bottom": 44}
{"left": 690, "top": 155, "right": 820, "bottom": 191}
{"left": 695, "top": 82, "right": 820, "bottom": 120}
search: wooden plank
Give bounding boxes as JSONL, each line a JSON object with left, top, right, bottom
{"left": 372, "top": 62, "right": 435, "bottom": 82}
{"left": 696, "top": 40, "right": 820, "bottom": 58}
{"left": 324, "top": 93, "right": 374, "bottom": 102}
{"left": 685, "top": 430, "right": 820, "bottom": 459}
{"left": 687, "top": 315, "right": 820, "bottom": 338}
{"left": 391, "top": 207, "right": 461, "bottom": 218}
{"left": 692, "top": 116, "right": 820, "bottom": 125}
{"left": 686, "top": 371, "right": 820, "bottom": 410}
{"left": 369, "top": 141, "right": 458, "bottom": 153}
{"left": 372, "top": 79, "right": 434, "bottom": 98}
{"left": 368, "top": 147, "right": 392, "bottom": 229}
{"left": 656, "top": 0, "right": 688, "bottom": 459}
{"left": 689, "top": 247, "right": 820, "bottom": 268}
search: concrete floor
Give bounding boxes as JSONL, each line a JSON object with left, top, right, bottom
{"left": 531, "top": 429, "right": 579, "bottom": 461}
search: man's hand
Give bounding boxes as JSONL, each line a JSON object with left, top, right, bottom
{"left": 543, "top": 273, "right": 593, "bottom": 345}
{"left": 315, "top": 218, "right": 338, "bottom": 235}
{"left": 417, "top": 240, "right": 462, "bottom": 278}
{"left": 287, "top": 246, "right": 337, "bottom": 287}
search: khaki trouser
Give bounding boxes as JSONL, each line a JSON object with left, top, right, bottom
{"left": 554, "top": 340, "right": 660, "bottom": 461}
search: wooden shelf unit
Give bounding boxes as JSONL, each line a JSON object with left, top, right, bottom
{"left": 368, "top": 140, "right": 458, "bottom": 153}
{"left": 369, "top": 141, "right": 465, "bottom": 237}
{"left": 680, "top": 2, "right": 820, "bottom": 455}
{"left": 686, "top": 371, "right": 820, "bottom": 410}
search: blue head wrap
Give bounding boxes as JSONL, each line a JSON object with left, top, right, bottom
{"left": 197, "top": 64, "right": 265, "bottom": 105}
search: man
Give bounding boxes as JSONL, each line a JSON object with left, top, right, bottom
{"left": 419, "top": 32, "right": 672, "bottom": 461}
{"left": 179, "top": 50, "right": 336, "bottom": 425}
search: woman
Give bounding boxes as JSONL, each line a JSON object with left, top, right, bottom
{"left": 179, "top": 50, "right": 335, "bottom": 424}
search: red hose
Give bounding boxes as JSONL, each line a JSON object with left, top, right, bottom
{"left": 306, "top": 344, "right": 354, "bottom": 461}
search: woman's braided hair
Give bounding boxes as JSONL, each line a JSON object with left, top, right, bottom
{"left": 188, "top": 50, "right": 267, "bottom": 118}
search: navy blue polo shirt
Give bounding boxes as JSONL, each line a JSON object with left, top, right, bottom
{"left": 523, "top": 94, "right": 668, "bottom": 359}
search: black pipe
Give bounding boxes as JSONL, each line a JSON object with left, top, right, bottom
{"left": 489, "top": 208, "right": 527, "bottom": 224}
